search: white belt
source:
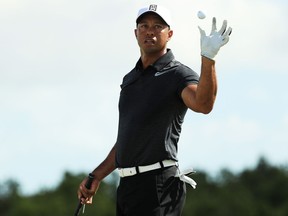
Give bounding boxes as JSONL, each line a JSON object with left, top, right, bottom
{"left": 118, "top": 160, "right": 178, "bottom": 178}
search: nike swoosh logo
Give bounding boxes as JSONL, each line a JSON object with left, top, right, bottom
{"left": 154, "top": 71, "right": 170, "bottom": 77}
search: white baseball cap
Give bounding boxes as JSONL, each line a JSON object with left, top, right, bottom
{"left": 136, "top": 4, "right": 172, "bottom": 27}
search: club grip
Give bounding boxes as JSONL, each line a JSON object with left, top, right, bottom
{"left": 85, "top": 173, "right": 94, "bottom": 189}
{"left": 73, "top": 173, "right": 95, "bottom": 216}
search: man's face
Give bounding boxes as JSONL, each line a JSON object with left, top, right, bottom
{"left": 135, "top": 13, "right": 173, "bottom": 54}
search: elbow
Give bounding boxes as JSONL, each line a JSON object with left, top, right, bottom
{"left": 201, "top": 107, "right": 213, "bottom": 115}
{"left": 200, "top": 98, "right": 216, "bottom": 114}
{"left": 201, "top": 107, "right": 213, "bottom": 114}
{"left": 185, "top": 95, "right": 216, "bottom": 114}
{"left": 194, "top": 102, "right": 214, "bottom": 114}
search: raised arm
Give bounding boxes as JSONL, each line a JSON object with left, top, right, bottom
{"left": 181, "top": 17, "right": 232, "bottom": 114}
{"left": 181, "top": 57, "right": 217, "bottom": 114}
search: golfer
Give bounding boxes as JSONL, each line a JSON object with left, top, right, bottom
{"left": 77, "top": 4, "right": 232, "bottom": 216}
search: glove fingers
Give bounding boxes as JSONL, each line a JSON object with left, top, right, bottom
{"left": 219, "top": 20, "right": 228, "bottom": 35}
{"left": 210, "top": 17, "right": 217, "bottom": 35}
{"left": 228, "top": 27, "right": 232, "bottom": 36}
{"left": 221, "top": 26, "right": 232, "bottom": 45}
{"left": 223, "top": 27, "right": 232, "bottom": 37}
{"left": 198, "top": 26, "right": 206, "bottom": 37}
{"left": 222, "top": 36, "right": 230, "bottom": 45}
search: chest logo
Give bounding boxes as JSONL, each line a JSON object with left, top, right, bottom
{"left": 154, "top": 71, "right": 170, "bottom": 77}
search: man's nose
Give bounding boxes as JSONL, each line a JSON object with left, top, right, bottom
{"left": 146, "top": 26, "right": 155, "bottom": 35}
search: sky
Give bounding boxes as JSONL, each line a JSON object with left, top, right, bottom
{"left": 0, "top": 0, "right": 287, "bottom": 195}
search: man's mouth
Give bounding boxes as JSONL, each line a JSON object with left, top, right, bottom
{"left": 144, "top": 39, "right": 155, "bottom": 45}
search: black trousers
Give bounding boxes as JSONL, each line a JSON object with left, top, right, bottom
{"left": 116, "top": 166, "right": 186, "bottom": 216}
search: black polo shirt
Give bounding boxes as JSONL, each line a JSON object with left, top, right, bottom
{"left": 115, "top": 49, "right": 199, "bottom": 168}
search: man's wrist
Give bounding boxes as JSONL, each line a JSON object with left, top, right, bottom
{"left": 201, "top": 49, "right": 217, "bottom": 60}
{"left": 201, "top": 55, "right": 215, "bottom": 64}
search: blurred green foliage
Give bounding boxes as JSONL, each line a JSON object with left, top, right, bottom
{"left": 1, "top": 157, "right": 288, "bottom": 216}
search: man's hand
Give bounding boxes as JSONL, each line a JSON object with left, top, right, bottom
{"left": 77, "top": 177, "right": 100, "bottom": 204}
{"left": 198, "top": 17, "right": 232, "bottom": 60}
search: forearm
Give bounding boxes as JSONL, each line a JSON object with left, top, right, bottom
{"left": 91, "top": 144, "right": 116, "bottom": 181}
{"left": 194, "top": 16, "right": 231, "bottom": 113}
{"left": 196, "top": 56, "right": 217, "bottom": 113}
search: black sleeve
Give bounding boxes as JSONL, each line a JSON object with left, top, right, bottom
{"left": 176, "top": 64, "right": 199, "bottom": 97}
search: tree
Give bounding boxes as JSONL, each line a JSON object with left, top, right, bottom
{"left": 0, "top": 179, "right": 21, "bottom": 216}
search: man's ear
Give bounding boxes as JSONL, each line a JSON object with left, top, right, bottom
{"left": 167, "top": 29, "right": 173, "bottom": 41}
{"left": 134, "top": 29, "right": 138, "bottom": 38}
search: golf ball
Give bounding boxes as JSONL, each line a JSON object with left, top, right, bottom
{"left": 197, "top": 11, "right": 206, "bottom": 19}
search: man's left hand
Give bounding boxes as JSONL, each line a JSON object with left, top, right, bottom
{"left": 198, "top": 17, "right": 232, "bottom": 60}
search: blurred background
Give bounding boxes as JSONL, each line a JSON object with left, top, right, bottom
{"left": 1, "top": 0, "right": 287, "bottom": 215}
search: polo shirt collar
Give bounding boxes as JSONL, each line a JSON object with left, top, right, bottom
{"left": 136, "top": 49, "right": 175, "bottom": 71}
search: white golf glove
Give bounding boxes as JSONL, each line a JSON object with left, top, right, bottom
{"left": 176, "top": 168, "right": 197, "bottom": 189}
{"left": 198, "top": 17, "right": 232, "bottom": 60}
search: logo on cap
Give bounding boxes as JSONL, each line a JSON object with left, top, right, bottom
{"left": 149, "top": 4, "right": 157, "bottom": 11}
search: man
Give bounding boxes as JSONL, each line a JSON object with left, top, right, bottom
{"left": 77, "top": 4, "right": 232, "bottom": 216}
